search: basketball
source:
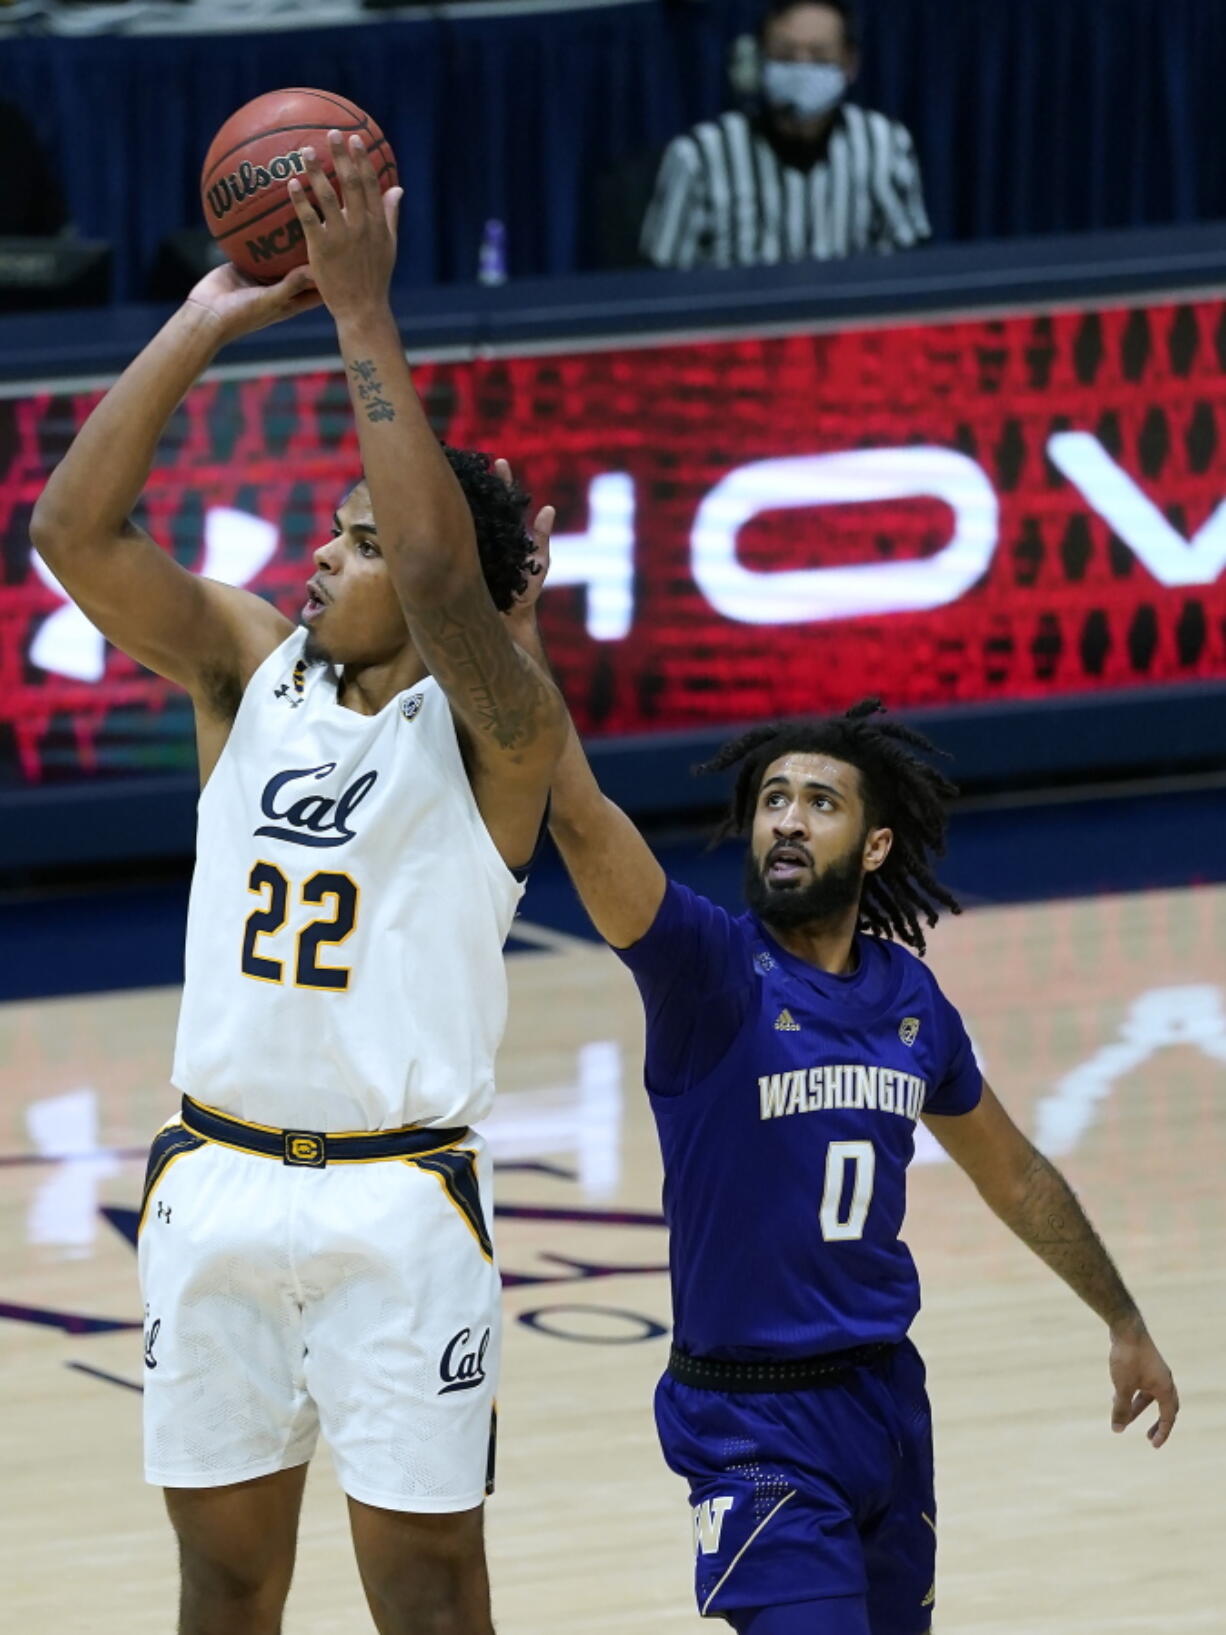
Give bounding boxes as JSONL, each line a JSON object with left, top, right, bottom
{"left": 200, "top": 88, "right": 399, "bottom": 283}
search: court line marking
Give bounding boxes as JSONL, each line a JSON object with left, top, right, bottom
{"left": 507, "top": 919, "right": 598, "bottom": 955}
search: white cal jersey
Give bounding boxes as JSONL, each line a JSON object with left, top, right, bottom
{"left": 172, "top": 630, "right": 524, "bottom": 1132}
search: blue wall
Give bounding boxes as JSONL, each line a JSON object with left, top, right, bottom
{"left": 6, "top": 0, "right": 1226, "bottom": 301}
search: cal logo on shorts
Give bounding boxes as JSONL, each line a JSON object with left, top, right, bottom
{"left": 283, "top": 1131, "right": 326, "bottom": 1167}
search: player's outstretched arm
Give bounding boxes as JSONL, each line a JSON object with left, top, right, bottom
{"left": 29, "top": 266, "right": 318, "bottom": 703}
{"left": 289, "top": 135, "right": 567, "bottom": 865}
{"left": 925, "top": 1083, "right": 1180, "bottom": 1448}
{"left": 498, "top": 469, "right": 666, "bottom": 949}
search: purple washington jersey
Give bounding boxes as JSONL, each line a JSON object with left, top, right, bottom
{"left": 615, "top": 880, "right": 982, "bottom": 1360}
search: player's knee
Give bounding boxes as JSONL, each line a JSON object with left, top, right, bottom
{"left": 178, "top": 1545, "right": 291, "bottom": 1633}
{"left": 353, "top": 1500, "right": 491, "bottom": 1634}
{"left": 364, "top": 1561, "right": 492, "bottom": 1635}
{"left": 360, "top": 1539, "right": 491, "bottom": 1635}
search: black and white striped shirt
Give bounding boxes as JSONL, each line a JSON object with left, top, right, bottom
{"left": 641, "top": 105, "right": 930, "bottom": 270}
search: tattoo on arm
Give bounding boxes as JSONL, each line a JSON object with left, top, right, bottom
{"left": 414, "top": 581, "right": 555, "bottom": 754}
{"left": 999, "top": 1147, "right": 1140, "bottom": 1330}
{"left": 348, "top": 357, "right": 397, "bottom": 424}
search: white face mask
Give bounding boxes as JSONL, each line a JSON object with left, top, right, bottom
{"left": 761, "top": 59, "right": 847, "bottom": 121}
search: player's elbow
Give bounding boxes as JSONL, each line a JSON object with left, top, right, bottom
{"left": 29, "top": 492, "right": 78, "bottom": 565}
{"left": 30, "top": 490, "right": 60, "bottom": 544}
{"left": 547, "top": 787, "right": 615, "bottom": 850}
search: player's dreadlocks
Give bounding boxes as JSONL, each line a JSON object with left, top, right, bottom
{"left": 697, "top": 699, "right": 962, "bottom": 956}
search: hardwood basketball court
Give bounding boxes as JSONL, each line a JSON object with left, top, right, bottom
{"left": 2, "top": 883, "right": 1221, "bottom": 1632}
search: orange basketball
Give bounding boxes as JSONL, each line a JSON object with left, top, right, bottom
{"left": 200, "top": 88, "right": 398, "bottom": 283}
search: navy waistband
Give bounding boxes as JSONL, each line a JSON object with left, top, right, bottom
{"left": 180, "top": 1095, "right": 468, "bottom": 1169}
{"left": 667, "top": 1342, "right": 896, "bottom": 1393}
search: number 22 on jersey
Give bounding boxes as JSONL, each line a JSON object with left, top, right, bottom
{"left": 240, "top": 861, "right": 359, "bottom": 991}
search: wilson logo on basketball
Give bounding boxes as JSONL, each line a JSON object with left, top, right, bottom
{"left": 205, "top": 151, "right": 308, "bottom": 223}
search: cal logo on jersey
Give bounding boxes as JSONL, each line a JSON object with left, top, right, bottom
{"left": 254, "top": 762, "right": 379, "bottom": 849}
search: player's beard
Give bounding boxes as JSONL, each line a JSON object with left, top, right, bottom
{"left": 744, "top": 834, "right": 866, "bottom": 932}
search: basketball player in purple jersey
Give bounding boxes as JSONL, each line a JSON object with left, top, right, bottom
{"left": 506, "top": 530, "right": 1179, "bottom": 1635}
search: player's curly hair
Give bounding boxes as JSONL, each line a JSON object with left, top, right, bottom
{"left": 441, "top": 446, "right": 534, "bottom": 613}
{"left": 697, "top": 699, "right": 961, "bottom": 955}
{"left": 345, "top": 451, "right": 531, "bottom": 612}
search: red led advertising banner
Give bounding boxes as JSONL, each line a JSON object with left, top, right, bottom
{"left": 2, "top": 295, "right": 1225, "bottom": 785}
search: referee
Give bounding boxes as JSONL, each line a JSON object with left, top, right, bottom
{"left": 642, "top": 0, "right": 929, "bottom": 270}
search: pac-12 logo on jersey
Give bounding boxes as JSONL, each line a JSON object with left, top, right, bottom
{"left": 693, "top": 1496, "right": 734, "bottom": 1555}
{"left": 254, "top": 763, "right": 378, "bottom": 849}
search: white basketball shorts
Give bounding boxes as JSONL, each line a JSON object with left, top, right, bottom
{"left": 137, "top": 1102, "right": 500, "bottom": 1512}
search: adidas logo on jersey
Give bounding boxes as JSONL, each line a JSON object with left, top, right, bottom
{"left": 774, "top": 1008, "right": 801, "bottom": 1032}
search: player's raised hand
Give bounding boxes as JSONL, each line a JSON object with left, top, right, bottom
{"left": 1108, "top": 1323, "right": 1179, "bottom": 1448}
{"left": 288, "top": 131, "right": 404, "bottom": 322}
{"left": 495, "top": 457, "right": 554, "bottom": 634}
{"left": 184, "top": 260, "right": 321, "bottom": 341}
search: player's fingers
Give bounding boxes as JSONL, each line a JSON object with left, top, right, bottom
{"left": 494, "top": 458, "right": 514, "bottom": 488}
{"left": 287, "top": 286, "right": 324, "bottom": 316}
{"left": 1149, "top": 1382, "right": 1180, "bottom": 1448}
{"left": 349, "top": 133, "right": 383, "bottom": 212}
{"left": 282, "top": 266, "right": 321, "bottom": 312}
{"left": 280, "top": 265, "right": 317, "bottom": 297}
{"left": 1111, "top": 1383, "right": 1140, "bottom": 1432}
{"left": 329, "top": 129, "right": 361, "bottom": 216}
{"left": 287, "top": 176, "right": 324, "bottom": 237}
{"left": 533, "top": 504, "right": 556, "bottom": 549}
{"left": 302, "top": 143, "right": 341, "bottom": 218}
{"left": 383, "top": 186, "right": 403, "bottom": 241}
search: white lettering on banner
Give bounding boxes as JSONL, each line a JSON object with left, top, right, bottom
{"left": 1047, "top": 432, "right": 1226, "bottom": 586}
{"left": 198, "top": 505, "right": 279, "bottom": 589}
{"left": 545, "top": 472, "right": 636, "bottom": 640}
{"left": 28, "top": 434, "right": 1226, "bottom": 683}
{"left": 25, "top": 1088, "right": 118, "bottom": 1255}
{"left": 29, "top": 552, "right": 106, "bottom": 682}
{"left": 30, "top": 506, "right": 280, "bottom": 682}
{"left": 689, "top": 449, "right": 1000, "bottom": 625}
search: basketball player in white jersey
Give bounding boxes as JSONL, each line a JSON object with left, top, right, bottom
{"left": 30, "top": 136, "right": 566, "bottom": 1635}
